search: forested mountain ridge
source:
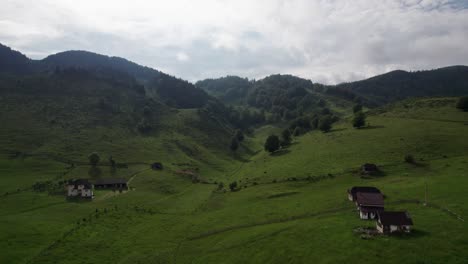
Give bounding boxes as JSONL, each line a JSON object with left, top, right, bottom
{"left": 198, "top": 66, "right": 468, "bottom": 108}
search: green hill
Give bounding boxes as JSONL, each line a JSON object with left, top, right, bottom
{"left": 1, "top": 42, "right": 468, "bottom": 263}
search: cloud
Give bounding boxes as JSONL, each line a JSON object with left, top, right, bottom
{"left": 1, "top": 0, "right": 467, "bottom": 84}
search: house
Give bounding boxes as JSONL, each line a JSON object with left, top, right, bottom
{"left": 361, "top": 163, "right": 379, "bottom": 174}
{"left": 347, "top": 186, "right": 381, "bottom": 201}
{"left": 151, "top": 162, "right": 163, "bottom": 170}
{"left": 67, "top": 179, "right": 93, "bottom": 198}
{"left": 377, "top": 211, "right": 413, "bottom": 234}
{"left": 355, "top": 192, "right": 384, "bottom": 219}
{"left": 94, "top": 178, "right": 128, "bottom": 190}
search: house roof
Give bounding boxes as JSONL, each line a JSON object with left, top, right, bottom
{"left": 360, "top": 206, "right": 385, "bottom": 213}
{"left": 348, "top": 186, "right": 381, "bottom": 198}
{"left": 356, "top": 192, "right": 384, "bottom": 207}
{"left": 362, "top": 163, "right": 378, "bottom": 171}
{"left": 68, "top": 179, "right": 92, "bottom": 189}
{"left": 94, "top": 178, "right": 128, "bottom": 185}
{"left": 378, "top": 211, "right": 413, "bottom": 226}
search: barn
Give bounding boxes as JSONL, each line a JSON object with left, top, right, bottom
{"left": 94, "top": 178, "right": 128, "bottom": 190}
{"left": 347, "top": 186, "right": 381, "bottom": 201}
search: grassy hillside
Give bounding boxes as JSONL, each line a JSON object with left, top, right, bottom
{"left": 1, "top": 97, "right": 467, "bottom": 263}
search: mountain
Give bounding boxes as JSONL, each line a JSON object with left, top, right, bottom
{"left": 330, "top": 66, "right": 468, "bottom": 105}
{"left": 0, "top": 43, "right": 34, "bottom": 74}
{"left": 196, "top": 76, "right": 253, "bottom": 104}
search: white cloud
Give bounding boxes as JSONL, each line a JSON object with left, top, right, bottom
{"left": 1, "top": 0, "right": 468, "bottom": 84}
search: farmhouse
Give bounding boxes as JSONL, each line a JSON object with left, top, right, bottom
{"left": 377, "top": 211, "right": 413, "bottom": 234}
{"left": 94, "top": 178, "right": 128, "bottom": 190}
{"left": 361, "top": 163, "right": 379, "bottom": 174}
{"left": 67, "top": 179, "right": 93, "bottom": 198}
{"left": 355, "top": 192, "right": 384, "bottom": 219}
{"left": 347, "top": 186, "right": 381, "bottom": 201}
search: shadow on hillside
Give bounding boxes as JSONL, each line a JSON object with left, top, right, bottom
{"left": 271, "top": 149, "right": 290, "bottom": 156}
{"left": 360, "top": 125, "right": 385, "bottom": 130}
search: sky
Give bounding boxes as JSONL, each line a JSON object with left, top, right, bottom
{"left": 1, "top": 0, "right": 468, "bottom": 84}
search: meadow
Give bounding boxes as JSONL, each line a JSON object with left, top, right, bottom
{"left": 1, "top": 97, "right": 467, "bottom": 263}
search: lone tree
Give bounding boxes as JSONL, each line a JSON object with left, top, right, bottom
{"left": 264, "top": 135, "right": 280, "bottom": 153}
{"left": 229, "top": 181, "right": 238, "bottom": 191}
{"left": 456, "top": 96, "right": 468, "bottom": 111}
{"left": 230, "top": 137, "right": 239, "bottom": 152}
{"left": 318, "top": 116, "right": 332, "bottom": 133}
{"left": 353, "top": 111, "right": 366, "bottom": 128}
{"left": 281, "top": 129, "right": 292, "bottom": 145}
{"left": 88, "top": 152, "right": 100, "bottom": 166}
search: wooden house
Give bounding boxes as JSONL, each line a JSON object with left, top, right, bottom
{"left": 347, "top": 186, "right": 381, "bottom": 201}
{"left": 94, "top": 178, "right": 128, "bottom": 190}
{"left": 377, "top": 211, "right": 413, "bottom": 234}
{"left": 355, "top": 192, "right": 384, "bottom": 219}
{"left": 67, "top": 179, "right": 93, "bottom": 199}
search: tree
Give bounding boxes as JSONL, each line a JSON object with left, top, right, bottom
{"left": 235, "top": 129, "right": 244, "bottom": 141}
{"left": 293, "top": 126, "right": 302, "bottom": 136}
{"left": 405, "top": 154, "right": 415, "bottom": 164}
{"left": 109, "top": 156, "right": 116, "bottom": 167}
{"left": 281, "top": 129, "right": 292, "bottom": 145}
{"left": 217, "top": 182, "right": 224, "bottom": 190}
{"left": 456, "top": 96, "right": 468, "bottom": 111}
{"left": 229, "top": 181, "right": 238, "bottom": 191}
{"left": 318, "top": 116, "right": 332, "bottom": 133}
{"left": 353, "top": 104, "right": 363, "bottom": 113}
{"left": 264, "top": 135, "right": 280, "bottom": 153}
{"left": 88, "top": 152, "right": 100, "bottom": 166}
{"left": 230, "top": 137, "right": 239, "bottom": 152}
{"left": 353, "top": 111, "right": 366, "bottom": 128}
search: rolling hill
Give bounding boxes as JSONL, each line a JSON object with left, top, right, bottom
{"left": 1, "top": 42, "right": 468, "bottom": 264}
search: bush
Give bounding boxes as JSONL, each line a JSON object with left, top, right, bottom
{"left": 353, "top": 111, "right": 366, "bottom": 128}
{"left": 281, "top": 129, "right": 292, "bottom": 145}
{"left": 230, "top": 137, "right": 239, "bottom": 152}
{"left": 88, "top": 152, "right": 100, "bottom": 166}
{"left": 405, "top": 154, "right": 415, "bottom": 164}
{"left": 229, "top": 181, "right": 238, "bottom": 191}
{"left": 353, "top": 104, "right": 363, "bottom": 113}
{"left": 318, "top": 116, "right": 332, "bottom": 133}
{"left": 264, "top": 135, "right": 280, "bottom": 153}
{"left": 456, "top": 96, "right": 468, "bottom": 111}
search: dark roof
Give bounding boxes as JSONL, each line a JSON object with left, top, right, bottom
{"left": 348, "top": 186, "right": 381, "bottom": 198}
{"left": 378, "top": 211, "right": 413, "bottom": 226}
{"left": 94, "top": 178, "right": 128, "bottom": 185}
{"left": 67, "top": 179, "right": 92, "bottom": 189}
{"left": 362, "top": 163, "right": 378, "bottom": 171}
{"left": 360, "top": 206, "right": 385, "bottom": 213}
{"left": 356, "top": 192, "right": 384, "bottom": 207}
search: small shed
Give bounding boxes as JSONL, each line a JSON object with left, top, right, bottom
{"left": 67, "top": 179, "right": 93, "bottom": 199}
{"left": 347, "top": 186, "right": 381, "bottom": 201}
{"left": 355, "top": 192, "right": 384, "bottom": 219}
{"left": 94, "top": 178, "right": 128, "bottom": 190}
{"left": 361, "top": 163, "right": 379, "bottom": 174}
{"left": 377, "top": 211, "right": 413, "bottom": 234}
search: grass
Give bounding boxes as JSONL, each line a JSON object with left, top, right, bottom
{"left": 1, "top": 97, "right": 468, "bottom": 263}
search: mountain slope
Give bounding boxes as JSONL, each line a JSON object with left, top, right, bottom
{"left": 331, "top": 66, "right": 468, "bottom": 105}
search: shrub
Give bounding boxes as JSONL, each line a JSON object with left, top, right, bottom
{"left": 264, "top": 135, "right": 280, "bottom": 153}
{"left": 230, "top": 137, "right": 239, "bottom": 152}
{"left": 88, "top": 152, "right": 100, "bottom": 166}
{"left": 405, "top": 154, "right": 415, "bottom": 164}
{"left": 229, "top": 181, "right": 238, "bottom": 191}
{"left": 318, "top": 116, "right": 332, "bottom": 133}
{"left": 353, "top": 111, "right": 366, "bottom": 128}
{"left": 353, "top": 104, "right": 363, "bottom": 113}
{"left": 456, "top": 96, "right": 468, "bottom": 111}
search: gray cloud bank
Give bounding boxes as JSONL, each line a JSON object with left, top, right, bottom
{"left": 1, "top": 0, "right": 467, "bottom": 84}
